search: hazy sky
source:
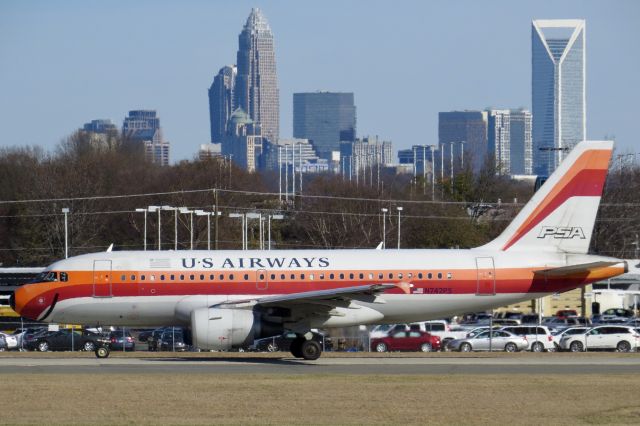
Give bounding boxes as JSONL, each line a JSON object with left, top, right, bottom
{"left": 1, "top": 0, "right": 638, "bottom": 162}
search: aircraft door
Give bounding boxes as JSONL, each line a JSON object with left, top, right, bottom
{"left": 93, "top": 260, "right": 113, "bottom": 297}
{"left": 256, "top": 269, "right": 268, "bottom": 291}
{"left": 475, "top": 257, "right": 496, "bottom": 295}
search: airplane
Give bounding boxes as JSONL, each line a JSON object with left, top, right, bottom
{"left": 11, "top": 140, "right": 627, "bottom": 360}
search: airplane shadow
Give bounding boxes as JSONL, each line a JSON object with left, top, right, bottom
{"left": 144, "top": 356, "right": 311, "bottom": 366}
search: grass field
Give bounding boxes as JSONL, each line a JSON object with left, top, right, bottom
{"left": 2, "top": 372, "right": 640, "bottom": 425}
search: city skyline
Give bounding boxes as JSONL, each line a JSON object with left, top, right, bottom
{"left": 1, "top": 1, "right": 638, "bottom": 162}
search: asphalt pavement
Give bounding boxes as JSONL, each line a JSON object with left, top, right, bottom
{"left": 3, "top": 354, "right": 640, "bottom": 375}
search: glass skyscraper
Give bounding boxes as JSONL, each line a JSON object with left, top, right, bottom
{"left": 293, "top": 92, "right": 356, "bottom": 160}
{"left": 235, "top": 8, "right": 279, "bottom": 144}
{"left": 208, "top": 65, "right": 236, "bottom": 144}
{"left": 532, "top": 19, "right": 586, "bottom": 176}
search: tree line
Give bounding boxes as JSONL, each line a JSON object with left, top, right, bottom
{"left": 0, "top": 131, "right": 637, "bottom": 266}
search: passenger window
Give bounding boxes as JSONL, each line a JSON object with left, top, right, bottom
{"left": 180, "top": 274, "right": 185, "bottom": 280}
{"left": 408, "top": 273, "right": 413, "bottom": 278}
{"left": 188, "top": 275, "right": 193, "bottom": 281}
{"left": 209, "top": 274, "right": 214, "bottom": 280}
{"left": 329, "top": 273, "right": 335, "bottom": 279}
{"left": 160, "top": 275, "right": 165, "bottom": 281}
{"left": 309, "top": 274, "right": 314, "bottom": 280}
{"left": 150, "top": 275, "right": 156, "bottom": 281}
{"left": 171, "top": 275, "right": 175, "bottom": 280}
{"left": 229, "top": 274, "right": 234, "bottom": 280}
{"left": 120, "top": 275, "right": 126, "bottom": 281}
{"left": 271, "top": 274, "right": 276, "bottom": 280}
{"left": 447, "top": 272, "right": 452, "bottom": 280}
{"left": 427, "top": 273, "right": 432, "bottom": 279}
{"left": 320, "top": 273, "right": 325, "bottom": 279}
{"left": 130, "top": 274, "right": 135, "bottom": 281}
{"left": 219, "top": 274, "right": 224, "bottom": 280}
{"left": 388, "top": 273, "right": 394, "bottom": 279}
{"left": 368, "top": 273, "right": 373, "bottom": 279}
{"left": 244, "top": 274, "right": 249, "bottom": 280}
{"left": 339, "top": 273, "right": 345, "bottom": 279}
{"left": 378, "top": 272, "right": 383, "bottom": 279}
{"left": 301, "top": 274, "right": 305, "bottom": 280}
{"left": 398, "top": 273, "right": 403, "bottom": 279}
{"left": 200, "top": 274, "right": 205, "bottom": 280}
{"left": 259, "top": 274, "right": 265, "bottom": 280}
{"left": 280, "top": 274, "right": 285, "bottom": 280}
{"left": 418, "top": 273, "right": 423, "bottom": 279}
{"left": 290, "top": 274, "right": 295, "bottom": 280}
{"left": 141, "top": 275, "right": 146, "bottom": 281}
{"left": 437, "top": 272, "right": 443, "bottom": 279}
{"left": 349, "top": 273, "right": 354, "bottom": 279}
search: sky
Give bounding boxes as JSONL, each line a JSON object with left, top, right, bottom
{"left": 1, "top": 0, "right": 639, "bottom": 162}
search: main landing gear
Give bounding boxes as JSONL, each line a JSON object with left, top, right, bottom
{"left": 290, "top": 335, "right": 322, "bottom": 361}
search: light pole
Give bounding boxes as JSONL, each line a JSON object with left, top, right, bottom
{"left": 229, "top": 213, "right": 246, "bottom": 249}
{"left": 147, "top": 206, "right": 161, "bottom": 251}
{"left": 268, "top": 214, "right": 284, "bottom": 250}
{"left": 246, "top": 213, "right": 261, "bottom": 249}
{"left": 62, "top": 208, "right": 69, "bottom": 258}
{"left": 135, "top": 208, "right": 148, "bottom": 251}
{"left": 195, "top": 210, "right": 212, "bottom": 250}
{"left": 397, "top": 206, "right": 403, "bottom": 250}
{"left": 162, "top": 206, "right": 177, "bottom": 250}
{"left": 179, "top": 208, "right": 194, "bottom": 250}
{"left": 381, "top": 208, "right": 388, "bottom": 249}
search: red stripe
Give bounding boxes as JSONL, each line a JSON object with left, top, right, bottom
{"left": 502, "top": 169, "right": 607, "bottom": 250}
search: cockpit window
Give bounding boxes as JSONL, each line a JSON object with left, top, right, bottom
{"left": 60, "top": 272, "right": 68, "bottom": 282}
{"left": 36, "top": 272, "right": 58, "bottom": 283}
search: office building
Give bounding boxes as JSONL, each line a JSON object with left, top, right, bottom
{"left": 198, "top": 143, "right": 222, "bottom": 161}
{"left": 340, "top": 136, "right": 392, "bottom": 177}
{"left": 83, "top": 119, "right": 117, "bottom": 134}
{"left": 208, "top": 65, "right": 237, "bottom": 144}
{"left": 222, "top": 108, "right": 262, "bottom": 172}
{"left": 293, "top": 92, "right": 356, "bottom": 159}
{"left": 532, "top": 19, "right": 586, "bottom": 176}
{"left": 235, "top": 8, "right": 279, "bottom": 143}
{"left": 122, "top": 110, "right": 170, "bottom": 166}
{"left": 398, "top": 145, "right": 438, "bottom": 178}
{"left": 438, "top": 111, "right": 487, "bottom": 174}
{"left": 487, "top": 110, "right": 511, "bottom": 175}
{"left": 510, "top": 109, "right": 533, "bottom": 175}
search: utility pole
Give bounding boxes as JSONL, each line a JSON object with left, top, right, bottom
{"left": 397, "top": 206, "right": 403, "bottom": 249}
{"left": 62, "top": 208, "right": 69, "bottom": 258}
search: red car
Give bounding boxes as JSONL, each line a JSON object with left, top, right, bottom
{"left": 371, "top": 330, "right": 441, "bottom": 352}
{"left": 556, "top": 309, "right": 578, "bottom": 319}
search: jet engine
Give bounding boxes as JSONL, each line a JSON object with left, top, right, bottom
{"left": 190, "top": 307, "right": 268, "bottom": 350}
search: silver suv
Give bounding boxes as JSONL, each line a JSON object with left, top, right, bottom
{"left": 500, "top": 325, "right": 555, "bottom": 352}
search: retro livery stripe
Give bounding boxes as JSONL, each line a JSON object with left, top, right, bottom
{"left": 502, "top": 149, "right": 611, "bottom": 251}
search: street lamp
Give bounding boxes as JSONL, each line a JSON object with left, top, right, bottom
{"left": 179, "top": 207, "right": 194, "bottom": 250}
{"left": 229, "top": 213, "right": 246, "bottom": 249}
{"left": 381, "top": 208, "right": 388, "bottom": 249}
{"left": 267, "top": 214, "right": 284, "bottom": 250}
{"left": 396, "top": 206, "right": 403, "bottom": 250}
{"left": 135, "top": 208, "right": 148, "bottom": 251}
{"left": 162, "top": 206, "right": 177, "bottom": 250}
{"left": 246, "top": 213, "right": 261, "bottom": 250}
{"left": 195, "top": 210, "right": 220, "bottom": 250}
{"left": 147, "top": 206, "right": 161, "bottom": 251}
{"left": 62, "top": 208, "right": 70, "bottom": 258}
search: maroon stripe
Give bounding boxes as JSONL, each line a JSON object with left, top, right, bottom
{"left": 502, "top": 169, "right": 607, "bottom": 250}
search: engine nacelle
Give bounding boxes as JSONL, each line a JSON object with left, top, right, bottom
{"left": 191, "top": 307, "right": 258, "bottom": 351}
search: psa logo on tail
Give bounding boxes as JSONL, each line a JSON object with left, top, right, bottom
{"left": 538, "top": 226, "right": 586, "bottom": 240}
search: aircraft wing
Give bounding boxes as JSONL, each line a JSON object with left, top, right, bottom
{"left": 214, "top": 282, "right": 412, "bottom": 309}
{"left": 536, "top": 261, "right": 625, "bottom": 277}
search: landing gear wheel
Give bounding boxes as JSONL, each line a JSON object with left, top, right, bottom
{"left": 95, "top": 346, "right": 110, "bottom": 359}
{"left": 300, "top": 340, "right": 322, "bottom": 360}
{"left": 290, "top": 337, "right": 305, "bottom": 358}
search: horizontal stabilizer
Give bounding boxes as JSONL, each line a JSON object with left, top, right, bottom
{"left": 536, "top": 261, "right": 626, "bottom": 277}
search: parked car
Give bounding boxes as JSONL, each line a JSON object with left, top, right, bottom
{"left": 108, "top": 330, "right": 136, "bottom": 351}
{"left": 551, "top": 326, "right": 590, "bottom": 350}
{"left": 500, "top": 325, "right": 555, "bottom": 352}
{"left": 556, "top": 309, "right": 578, "bottom": 319}
{"left": 0, "top": 332, "right": 19, "bottom": 350}
{"left": 371, "top": 330, "right": 441, "bottom": 352}
{"left": 29, "top": 329, "right": 104, "bottom": 352}
{"left": 0, "top": 334, "right": 6, "bottom": 351}
{"left": 495, "top": 311, "right": 524, "bottom": 324}
{"left": 520, "top": 314, "right": 543, "bottom": 324}
{"left": 369, "top": 324, "right": 402, "bottom": 339}
{"left": 447, "top": 330, "right": 528, "bottom": 352}
{"left": 251, "top": 332, "right": 327, "bottom": 352}
{"left": 20, "top": 328, "right": 50, "bottom": 350}
{"left": 157, "top": 329, "right": 188, "bottom": 352}
{"left": 600, "top": 308, "right": 635, "bottom": 319}
{"left": 137, "top": 329, "right": 154, "bottom": 342}
{"left": 408, "top": 320, "right": 467, "bottom": 348}
{"left": 559, "top": 326, "right": 640, "bottom": 352}
{"left": 544, "top": 317, "right": 590, "bottom": 330}
{"left": 147, "top": 327, "right": 171, "bottom": 351}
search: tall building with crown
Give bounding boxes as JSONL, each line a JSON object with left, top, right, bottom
{"left": 235, "top": 8, "right": 279, "bottom": 144}
{"left": 532, "top": 19, "right": 586, "bottom": 176}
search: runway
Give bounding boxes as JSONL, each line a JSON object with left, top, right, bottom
{"left": 3, "top": 353, "right": 640, "bottom": 375}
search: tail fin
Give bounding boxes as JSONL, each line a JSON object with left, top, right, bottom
{"left": 480, "top": 140, "right": 613, "bottom": 253}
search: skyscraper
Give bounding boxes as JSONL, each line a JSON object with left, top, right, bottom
{"left": 487, "top": 110, "right": 511, "bottom": 175}
{"left": 208, "top": 65, "right": 237, "bottom": 144}
{"left": 438, "top": 111, "right": 487, "bottom": 174}
{"left": 532, "top": 19, "right": 586, "bottom": 176}
{"left": 235, "top": 8, "right": 279, "bottom": 143}
{"left": 122, "top": 110, "right": 170, "bottom": 166}
{"left": 223, "top": 108, "right": 263, "bottom": 173}
{"left": 293, "top": 92, "right": 356, "bottom": 160}
{"left": 510, "top": 110, "right": 533, "bottom": 175}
